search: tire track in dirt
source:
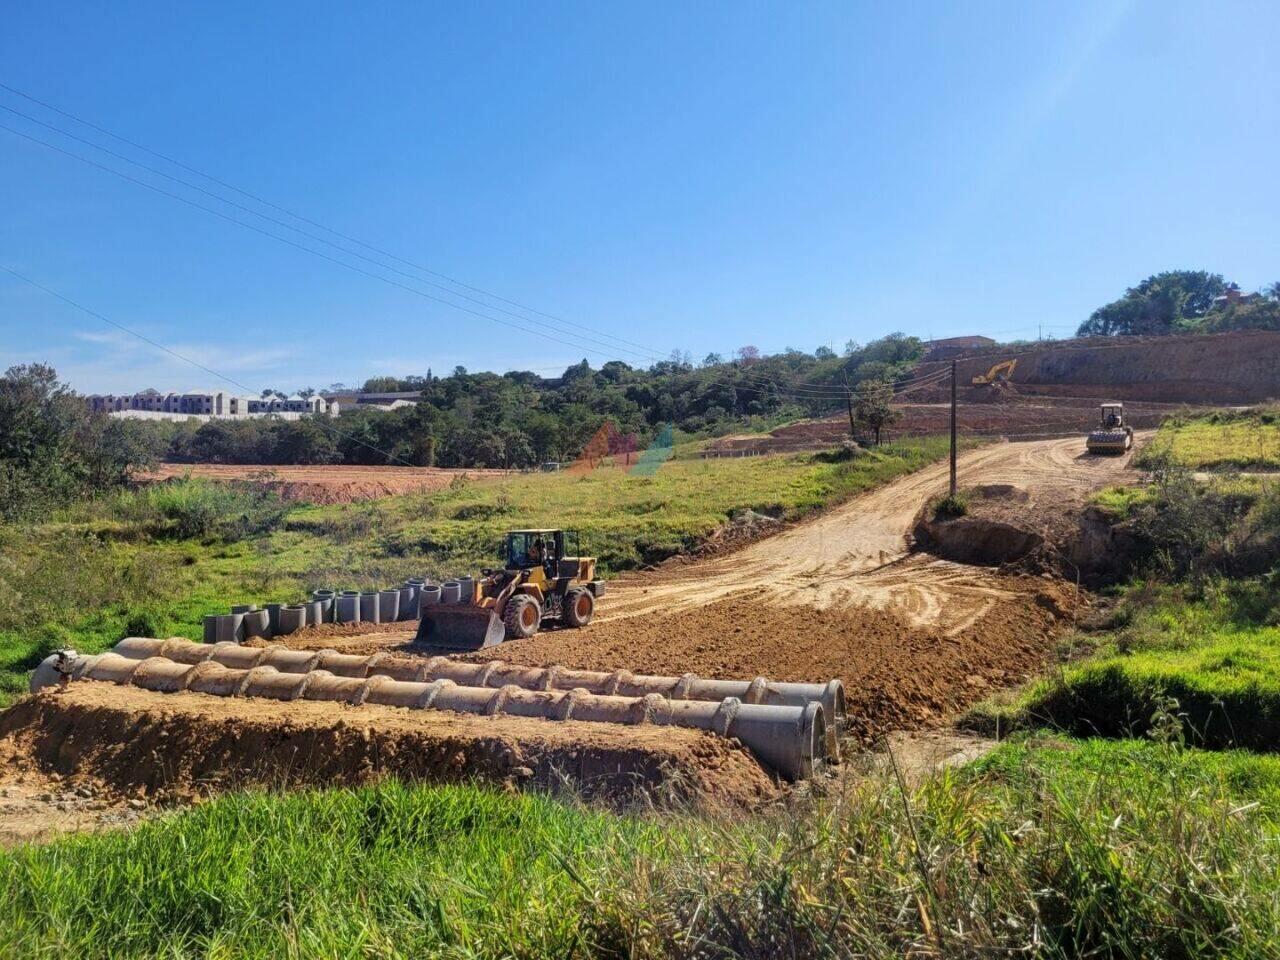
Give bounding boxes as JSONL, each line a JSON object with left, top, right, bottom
{"left": 592, "top": 436, "right": 1143, "bottom": 635}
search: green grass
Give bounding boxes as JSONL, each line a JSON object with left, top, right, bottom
{"left": 969, "top": 580, "right": 1280, "bottom": 750}
{"left": 0, "top": 437, "right": 958, "bottom": 705}
{"left": 3, "top": 739, "right": 1278, "bottom": 958}
{"left": 1137, "top": 407, "right": 1280, "bottom": 471}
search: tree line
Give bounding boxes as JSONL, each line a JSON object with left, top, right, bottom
{"left": 158, "top": 334, "right": 925, "bottom": 469}
{"left": 1076, "top": 271, "right": 1280, "bottom": 338}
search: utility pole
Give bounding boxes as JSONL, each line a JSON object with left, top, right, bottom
{"left": 844, "top": 374, "right": 856, "bottom": 439}
{"left": 949, "top": 359, "right": 958, "bottom": 498}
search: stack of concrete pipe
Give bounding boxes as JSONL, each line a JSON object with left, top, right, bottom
{"left": 203, "top": 576, "right": 440, "bottom": 644}
{"left": 31, "top": 637, "right": 843, "bottom": 780}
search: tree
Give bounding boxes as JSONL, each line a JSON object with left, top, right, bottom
{"left": 815, "top": 345, "right": 836, "bottom": 360}
{"left": 1264, "top": 282, "right": 1280, "bottom": 302}
{"left": 852, "top": 379, "right": 899, "bottom": 445}
{"left": 361, "top": 376, "right": 401, "bottom": 394}
{"left": 734, "top": 345, "right": 761, "bottom": 366}
{"left": 701, "top": 352, "right": 724, "bottom": 367}
{"left": 1077, "top": 271, "right": 1227, "bottom": 337}
{"left": 0, "top": 364, "right": 157, "bottom": 519}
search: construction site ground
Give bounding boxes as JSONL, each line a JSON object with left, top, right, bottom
{"left": 706, "top": 394, "right": 1178, "bottom": 455}
{"left": 237, "top": 437, "right": 1139, "bottom": 739}
{"left": 0, "top": 435, "right": 1143, "bottom": 840}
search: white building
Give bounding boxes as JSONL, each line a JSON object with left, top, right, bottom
{"left": 85, "top": 390, "right": 337, "bottom": 419}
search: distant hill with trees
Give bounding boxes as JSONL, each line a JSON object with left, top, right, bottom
{"left": 152, "top": 334, "right": 926, "bottom": 469}
{"left": 1077, "top": 270, "right": 1280, "bottom": 337}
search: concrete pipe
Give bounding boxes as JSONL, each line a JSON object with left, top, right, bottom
{"left": 403, "top": 578, "right": 425, "bottom": 620}
{"left": 277, "top": 605, "right": 307, "bottom": 635}
{"left": 312, "top": 590, "right": 336, "bottom": 623}
{"left": 378, "top": 589, "right": 401, "bottom": 623}
{"left": 305, "top": 600, "right": 326, "bottom": 627}
{"left": 336, "top": 592, "right": 361, "bottom": 624}
{"left": 230, "top": 604, "right": 258, "bottom": 615}
{"left": 359, "top": 592, "right": 381, "bottom": 624}
{"left": 397, "top": 585, "right": 416, "bottom": 622}
{"left": 265, "top": 603, "right": 283, "bottom": 634}
{"left": 107, "top": 638, "right": 846, "bottom": 757}
{"left": 243, "top": 609, "right": 271, "bottom": 640}
{"left": 31, "top": 651, "right": 828, "bottom": 780}
{"left": 456, "top": 577, "right": 475, "bottom": 604}
{"left": 420, "top": 584, "right": 441, "bottom": 609}
{"left": 214, "top": 613, "right": 244, "bottom": 644}
{"left": 440, "top": 581, "right": 461, "bottom": 604}
{"left": 202, "top": 616, "right": 217, "bottom": 644}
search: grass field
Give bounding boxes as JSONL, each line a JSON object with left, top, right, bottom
{"left": 2, "top": 738, "right": 1277, "bottom": 958}
{"left": 1136, "top": 407, "right": 1280, "bottom": 471}
{"left": 970, "top": 580, "right": 1280, "bottom": 748}
{"left": 0, "top": 437, "right": 955, "bottom": 705}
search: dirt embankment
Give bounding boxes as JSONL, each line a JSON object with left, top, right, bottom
{"left": 0, "top": 683, "right": 779, "bottom": 818}
{"left": 144, "top": 464, "right": 509, "bottom": 504}
{"left": 706, "top": 395, "right": 1177, "bottom": 455}
{"left": 914, "top": 330, "right": 1280, "bottom": 405}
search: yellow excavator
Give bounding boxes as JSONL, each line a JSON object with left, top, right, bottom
{"left": 415, "top": 529, "right": 606, "bottom": 650}
{"left": 972, "top": 358, "right": 1017, "bottom": 385}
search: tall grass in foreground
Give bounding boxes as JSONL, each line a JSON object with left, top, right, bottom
{"left": 2, "top": 739, "right": 1277, "bottom": 958}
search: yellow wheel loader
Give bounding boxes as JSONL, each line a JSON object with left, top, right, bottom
{"left": 1086, "top": 402, "right": 1134, "bottom": 454}
{"left": 414, "top": 529, "right": 606, "bottom": 650}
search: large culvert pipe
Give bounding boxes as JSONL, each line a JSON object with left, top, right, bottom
{"left": 109, "top": 638, "right": 846, "bottom": 755}
{"left": 359, "top": 592, "right": 380, "bottom": 624}
{"left": 30, "top": 651, "right": 826, "bottom": 780}
{"left": 378, "top": 589, "right": 401, "bottom": 622}
{"left": 336, "top": 592, "right": 360, "bottom": 624}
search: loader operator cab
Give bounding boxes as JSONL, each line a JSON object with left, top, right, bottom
{"left": 503, "top": 529, "right": 582, "bottom": 577}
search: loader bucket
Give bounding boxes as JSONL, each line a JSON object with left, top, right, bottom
{"left": 414, "top": 605, "right": 507, "bottom": 650}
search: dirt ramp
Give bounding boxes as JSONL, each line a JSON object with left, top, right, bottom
{"left": 468, "top": 594, "right": 1068, "bottom": 742}
{"left": 0, "top": 685, "right": 778, "bottom": 810}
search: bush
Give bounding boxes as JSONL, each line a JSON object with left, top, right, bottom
{"left": 932, "top": 492, "right": 969, "bottom": 518}
{"left": 112, "top": 479, "right": 288, "bottom": 541}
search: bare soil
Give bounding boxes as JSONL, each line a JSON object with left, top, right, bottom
{"left": 706, "top": 394, "right": 1176, "bottom": 455}
{"left": 144, "top": 463, "right": 509, "bottom": 504}
{"left": 0, "top": 683, "right": 778, "bottom": 835}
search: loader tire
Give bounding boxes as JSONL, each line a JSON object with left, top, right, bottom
{"left": 563, "top": 586, "right": 595, "bottom": 628}
{"left": 504, "top": 594, "right": 542, "bottom": 639}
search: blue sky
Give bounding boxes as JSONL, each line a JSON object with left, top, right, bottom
{"left": 1, "top": 1, "right": 1277, "bottom": 394}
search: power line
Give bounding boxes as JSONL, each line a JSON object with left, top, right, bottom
{"left": 3, "top": 122, "right": 878, "bottom": 403}
{"left": 0, "top": 85, "right": 901, "bottom": 402}
{"left": 0, "top": 265, "right": 424, "bottom": 468}
{"left": 0, "top": 80, "right": 663, "bottom": 359}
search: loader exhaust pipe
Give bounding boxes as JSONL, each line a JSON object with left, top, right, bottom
{"left": 33, "top": 648, "right": 830, "bottom": 780}
{"left": 107, "top": 637, "right": 846, "bottom": 754}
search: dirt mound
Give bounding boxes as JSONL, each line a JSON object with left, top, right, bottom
{"left": 144, "top": 464, "right": 509, "bottom": 504}
{"left": 455, "top": 593, "right": 1071, "bottom": 742}
{"left": 0, "top": 684, "right": 779, "bottom": 810}
{"left": 915, "top": 516, "right": 1046, "bottom": 567}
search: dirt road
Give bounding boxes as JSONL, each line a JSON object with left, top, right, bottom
{"left": 597, "top": 436, "right": 1140, "bottom": 631}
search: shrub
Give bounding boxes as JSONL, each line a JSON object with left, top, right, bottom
{"left": 932, "top": 492, "right": 969, "bottom": 518}
{"left": 110, "top": 479, "right": 288, "bottom": 541}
